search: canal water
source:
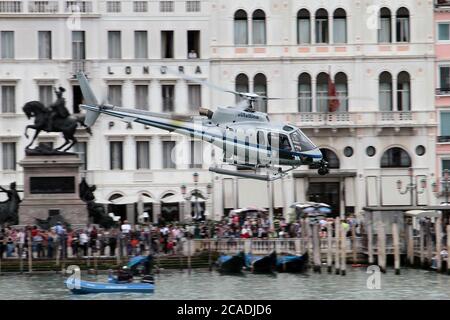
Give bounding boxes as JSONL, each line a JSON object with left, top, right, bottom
{"left": 0, "top": 268, "right": 449, "bottom": 300}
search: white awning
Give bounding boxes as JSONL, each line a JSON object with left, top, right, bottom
{"left": 111, "top": 194, "right": 158, "bottom": 205}
{"left": 405, "top": 210, "right": 441, "bottom": 218}
{"left": 161, "top": 194, "right": 186, "bottom": 204}
{"left": 94, "top": 197, "right": 112, "bottom": 204}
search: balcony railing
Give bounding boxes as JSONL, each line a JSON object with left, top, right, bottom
{"left": 29, "top": 1, "right": 59, "bottom": 13}
{"left": 65, "top": 1, "right": 92, "bottom": 13}
{"left": 0, "top": 1, "right": 22, "bottom": 12}
{"left": 270, "top": 111, "right": 436, "bottom": 128}
{"left": 436, "top": 88, "right": 450, "bottom": 96}
{"left": 436, "top": 0, "right": 450, "bottom": 7}
{"left": 70, "top": 60, "right": 90, "bottom": 75}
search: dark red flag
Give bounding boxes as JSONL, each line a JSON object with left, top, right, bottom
{"left": 328, "top": 74, "right": 340, "bottom": 112}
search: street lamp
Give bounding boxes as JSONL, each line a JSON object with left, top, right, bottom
{"left": 432, "top": 169, "right": 450, "bottom": 205}
{"left": 396, "top": 167, "right": 427, "bottom": 206}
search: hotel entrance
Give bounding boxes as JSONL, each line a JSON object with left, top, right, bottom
{"left": 307, "top": 182, "right": 340, "bottom": 217}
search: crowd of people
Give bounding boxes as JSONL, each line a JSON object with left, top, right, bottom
{"left": 0, "top": 213, "right": 363, "bottom": 260}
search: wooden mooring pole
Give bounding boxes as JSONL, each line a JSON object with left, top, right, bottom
{"left": 435, "top": 218, "right": 442, "bottom": 273}
{"left": 447, "top": 224, "right": 450, "bottom": 275}
{"left": 327, "top": 221, "right": 333, "bottom": 273}
{"left": 340, "top": 221, "right": 346, "bottom": 276}
{"left": 334, "top": 218, "right": 340, "bottom": 275}
{"left": 187, "top": 238, "right": 192, "bottom": 274}
{"left": 367, "top": 218, "right": 374, "bottom": 265}
{"left": 351, "top": 223, "right": 357, "bottom": 264}
{"left": 28, "top": 230, "right": 33, "bottom": 273}
{"left": 407, "top": 222, "right": 414, "bottom": 266}
{"left": 377, "top": 222, "right": 386, "bottom": 273}
{"left": 419, "top": 221, "right": 425, "bottom": 268}
{"left": 392, "top": 222, "right": 400, "bottom": 275}
{"left": 426, "top": 220, "right": 433, "bottom": 269}
{"left": 312, "top": 222, "right": 321, "bottom": 273}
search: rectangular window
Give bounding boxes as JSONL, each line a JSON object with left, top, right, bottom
{"left": 2, "top": 142, "right": 16, "bottom": 170}
{"left": 1, "top": 31, "right": 14, "bottom": 59}
{"left": 441, "top": 112, "right": 450, "bottom": 137}
{"left": 39, "top": 85, "right": 53, "bottom": 107}
{"left": 136, "top": 141, "right": 150, "bottom": 169}
{"left": 65, "top": 1, "right": 92, "bottom": 13}
{"left": 108, "top": 31, "right": 121, "bottom": 59}
{"left": 38, "top": 31, "right": 52, "bottom": 59}
{"left": 443, "top": 159, "right": 450, "bottom": 172}
{"left": 108, "top": 85, "right": 122, "bottom": 106}
{"left": 110, "top": 141, "right": 123, "bottom": 170}
{"left": 439, "top": 65, "right": 450, "bottom": 93}
{"left": 316, "top": 83, "right": 328, "bottom": 112}
{"left": 438, "top": 23, "right": 450, "bottom": 41}
{"left": 160, "top": 1, "right": 174, "bottom": 12}
{"left": 72, "top": 31, "right": 85, "bottom": 60}
{"left": 333, "top": 18, "right": 347, "bottom": 44}
{"left": 162, "top": 84, "right": 175, "bottom": 112}
{"left": 0, "top": 1, "right": 22, "bottom": 13}
{"left": 135, "top": 85, "right": 149, "bottom": 110}
{"left": 234, "top": 19, "right": 248, "bottom": 45}
{"left": 162, "top": 141, "right": 176, "bottom": 169}
{"left": 134, "top": 31, "right": 148, "bottom": 59}
{"left": 186, "top": 1, "right": 200, "bottom": 12}
{"left": 396, "top": 17, "right": 410, "bottom": 42}
{"left": 378, "top": 18, "right": 391, "bottom": 43}
{"left": 187, "top": 30, "right": 200, "bottom": 58}
{"left": 133, "top": 1, "right": 147, "bottom": 12}
{"left": 161, "top": 31, "right": 174, "bottom": 58}
{"left": 73, "top": 141, "right": 87, "bottom": 170}
{"left": 188, "top": 84, "right": 201, "bottom": 111}
{"left": 106, "top": 1, "right": 121, "bottom": 12}
{"left": 315, "top": 19, "right": 328, "bottom": 44}
{"left": 298, "top": 83, "right": 312, "bottom": 112}
{"left": 297, "top": 18, "right": 310, "bottom": 44}
{"left": 1, "top": 86, "right": 15, "bottom": 113}
{"left": 252, "top": 18, "right": 266, "bottom": 45}
{"left": 190, "top": 140, "right": 203, "bottom": 168}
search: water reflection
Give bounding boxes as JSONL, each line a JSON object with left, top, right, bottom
{"left": 0, "top": 268, "right": 448, "bottom": 300}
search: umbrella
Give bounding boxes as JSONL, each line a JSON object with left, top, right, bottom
{"left": 127, "top": 255, "right": 149, "bottom": 268}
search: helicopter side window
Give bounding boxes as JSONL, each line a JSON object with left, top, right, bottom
{"left": 279, "top": 134, "right": 292, "bottom": 152}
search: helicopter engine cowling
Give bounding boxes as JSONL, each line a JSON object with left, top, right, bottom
{"left": 199, "top": 107, "right": 214, "bottom": 119}
{"left": 208, "top": 107, "right": 269, "bottom": 125}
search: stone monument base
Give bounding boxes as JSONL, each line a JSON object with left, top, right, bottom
{"left": 18, "top": 153, "right": 88, "bottom": 226}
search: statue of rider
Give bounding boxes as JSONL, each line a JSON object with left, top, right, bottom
{"left": 0, "top": 182, "right": 21, "bottom": 224}
{"left": 47, "top": 87, "right": 70, "bottom": 132}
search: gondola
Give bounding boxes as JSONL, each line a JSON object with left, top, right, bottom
{"left": 245, "top": 251, "right": 277, "bottom": 273}
{"left": 217, "top": 251, "right": 245, "bottom": 273}
{"left": 276, "top": 252, "right": 309, "bottom": 273}
{"left": 65, "top": 278, "right": 155, "bottom": 294}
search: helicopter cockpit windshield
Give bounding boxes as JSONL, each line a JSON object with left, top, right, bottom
{"left": 290, "top": 129, "right": 316, "bottom": 152}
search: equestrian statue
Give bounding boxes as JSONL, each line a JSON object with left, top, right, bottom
{"left": 79, "top": 178, "right": 115, "bottom": 229}
{"left": 23, "top": 87, "right": 91, "bottom": 152}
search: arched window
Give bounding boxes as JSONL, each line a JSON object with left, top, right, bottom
{"left": 297, "top": 9, "right": 311, "bottom": 44}
{"left": 298, "top": 73, "right": 312, "bottom": 112}
{"left": 235, "top": 73, "right": 249, "bottom": 103}
{"left": 252, "top": 9, "right": 266, "bottom": 45}
{"left": 234, "top": 10, "right": 248, "bottom": 45}
{"left": 108, "top": 193, "right": 127, "bottom": 221}
{"left": 161, "top": 192, "right": 180, "bottom": 222}
{"left": 254, "top": 73, "right": 267, "bottom": 112}
{"left": 396, "top": 7, "right": 410, "bottom": 42}
{"left": 333, "top": 8, "right": 347, "bottom": 43}
{"left": 379, "top": 71, "right": 393, "bottom": 111}
{"left": 316, "top": 72, "right": 329, "bottom": 112}
{"left": 397, "top": 71, "right": 411, "bottom": 111}
{"left": 335, "top": 72, "right": 348, "bottom": 112}
{"left": 315, "top": 9, "right": 329, "bottom": 44}
{"left": 321, "top": 148, "right": 340, "bottom": 169}
{"left": 381, "top": 147, "right": 411, "bottom": 168}
{"left": 378, "top": 8, "right": 391, "bottom": 43}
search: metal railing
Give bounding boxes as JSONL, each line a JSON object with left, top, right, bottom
{"left": 28, "top": 1, "right": 59, "bottom": 12}
{"left": 0, "top": 1, "right": 22, "bottom": 12}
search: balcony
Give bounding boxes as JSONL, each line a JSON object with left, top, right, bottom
{"left": 0, "top": 1, "right": 22, "bottom": 12}
{"left": 0, "top": 0, "right": 98, "bottom": 14}
{"left": 270, "top": 111, "right": 436, "bottom": 129}
{"left": 436, "top": 88, "right": 450, "bottom": 96}
{"left": 29, "top": 1, "right": 58, "bottom": 13}
{"left": 436, "top": 0, "right": 450, "bottom": 7}
{"left": 69, "top": 60, "right": 91, "bottom": 77}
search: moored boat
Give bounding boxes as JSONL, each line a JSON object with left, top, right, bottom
{"left": 276, "top": 252, "right": 309, "bottom": 273}
{"left": 246, "top": 251, "right": 277, "bottom": 273}
{"left": 217, "top": 251, "right": 245, "bottom": 273}
{"left": 65, "top": 278, "right": 155, "bottom": 294}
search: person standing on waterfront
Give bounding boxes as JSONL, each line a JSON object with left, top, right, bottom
{"left": 17, "top": 228, "right": 25, "bottom": 258}
{"left": 109, "top": 230, "right": 117, "bottom": 256}
{"left": 79, "top": 230, "right": 89, "bottom": 256}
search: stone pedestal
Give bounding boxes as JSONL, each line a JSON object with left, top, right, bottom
{"left": 18, "top": 153, "right": 88, "bottom": 225}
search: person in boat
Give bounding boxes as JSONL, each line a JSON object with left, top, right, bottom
{"left": 117, "top": 265, "right": 133, "bottom": 283}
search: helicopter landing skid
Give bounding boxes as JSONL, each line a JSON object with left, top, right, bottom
{"left": 209, "top": 166, "right": 295, "bottom": 181}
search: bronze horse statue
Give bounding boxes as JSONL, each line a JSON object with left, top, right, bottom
{"left": 22, "top": 89, "right": 90, "bottom": 151}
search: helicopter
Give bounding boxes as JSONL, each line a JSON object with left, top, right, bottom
{"left": 76, "top": 71, "right": 329, "bottom": 181}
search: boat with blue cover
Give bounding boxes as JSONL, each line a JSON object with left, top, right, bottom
{"left": 217, "top": 251, "right": 245, "bottom": 273}
{"left": 65, "top": 278, "right": 155, "bottom": 294}
{"left": 245, "top": 251, "right": 277, "bottom": 273}
{"left": 276, "top": 252, "right": 309, "bottom": 273}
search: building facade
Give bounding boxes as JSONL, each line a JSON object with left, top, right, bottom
{"left": 0, "top": 0, "right": 441, "bottom": 224}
